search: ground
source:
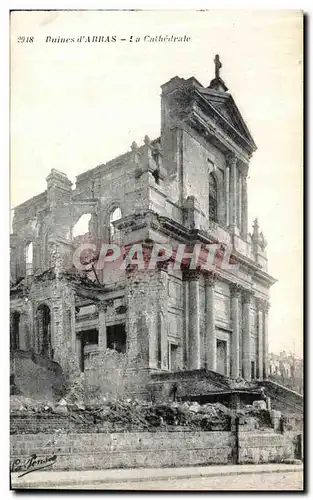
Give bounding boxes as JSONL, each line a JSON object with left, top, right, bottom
{"left": 93, "top": 472, "right": 303, "bottom": 491}
{"left": 11, "top": 464, "right": 303, "bottom": 491}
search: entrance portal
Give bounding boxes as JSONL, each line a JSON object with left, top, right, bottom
{"left": 216, "top": 339, "right": 227, "bottom": 376}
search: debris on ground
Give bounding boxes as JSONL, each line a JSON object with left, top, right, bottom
{"left": 11, "top": 394, "right": 283, "bottom": 434}
{"left": 10, "top": 395, "right": 235, "bottom": 433}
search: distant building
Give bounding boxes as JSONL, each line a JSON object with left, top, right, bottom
{"left": 269, "top": 351, "right": 303, "bottom": 394}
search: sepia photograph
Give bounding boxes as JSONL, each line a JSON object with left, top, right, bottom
{"left": 9, "top": 9, "right": 303, "bottom": 491}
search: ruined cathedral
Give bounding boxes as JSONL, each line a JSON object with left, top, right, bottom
{"left": 10, "top": 57, "right": 277, "bottom": 402}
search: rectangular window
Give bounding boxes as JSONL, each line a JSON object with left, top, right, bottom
{"left": 107, "top": 323, "right": 126, "bottom": 354}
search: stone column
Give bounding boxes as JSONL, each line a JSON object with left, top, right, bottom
{"left": 225, "top": 164, "right": 230, "bottom": 226}
{"left": 205, "top": 274, "right": 216, "bottom": 371}
{"left": 189, "top": 270, "right": 201, "bottom": 370}
{"left": 183, "top": 277, "right": 189, "bottom": 369}
{"left": 263, "top": 302, "right": 270, "bottom": 379}
{"left": 256, "top": 299, "right": 263, "bottom": 379}
{"left": 98, "top": 303, "right": 107, "bottom": 351}
{"left": 242, "top": 291, "right": 252, "bottom": 380}
{"left": 241, "top": 167, "right": 248, "bottom": 239}
{"left": 228, "top": 154, "right": 238, "bottom": 228}
{"left": 230, "top": 284, "right": 240, "bottom": 379}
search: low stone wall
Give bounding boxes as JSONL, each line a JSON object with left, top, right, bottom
{"left": 10, "top": 430, "right": 298, "bottom": 472}
{"left": 10, "top": 431, "right": 233, "bottom": 471}
{"left": 239, "top": 432, "right": 296, "bottom": 464}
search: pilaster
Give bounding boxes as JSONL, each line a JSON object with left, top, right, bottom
{"left": 238, "top": 172, "right": 242, "bottom": 233}
{"left": 255, "top": 298, "right": 264, "bottom": 379}
{"left": 228, "top": 153, "right": 238, "bottom": 229}
{"left": 205, "top": 273, "right": 216, "bottom": 371}
{"left": 241, "top": 164, "right": 248, "bottom": 239}
{"left": 225, "top": 163, "right": 230, "bottom": 226}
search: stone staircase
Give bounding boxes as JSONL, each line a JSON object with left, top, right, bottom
{"left": 256, "top": 379, "right": 303, "bottom": 415}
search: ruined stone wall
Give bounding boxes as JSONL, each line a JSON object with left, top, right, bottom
{"left": 125, "top": 268, "right": 169, "bottom": 370}
{"left": 11, "top": 193, "right": 48, "bottom": 280}
{"left": 11, "top": 276, "right": 79, "bottom": 380}
{"left": 83, "top": 265, "right": 180, "bottom": 400}
{"left": 84, "top": 350, "right": 151, "bottom": 401}
{"left": 75, "top": 154, "right": 150, "bottom": 233}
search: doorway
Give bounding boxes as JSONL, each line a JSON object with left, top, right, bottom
{"left": 78, "top": 329, "right": 98, "bottom": 372}
{"left": 10, "top": 311, "right": 20, "bottom": 351}
{"left": 169, "top": 343, "right": 178, "bottom": 371}
{"left": 36, "top": 304, "right": 52, "bottom": 358}
{"left": 216, "top": 339, "right": 227, "bottom": 376}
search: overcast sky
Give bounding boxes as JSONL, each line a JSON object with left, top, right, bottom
{"left": 10, "top": 10, "right": 303, "bottom": 356}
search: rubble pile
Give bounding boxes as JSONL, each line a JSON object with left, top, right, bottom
{"left": 67, "top": 399, "right": 234, "bottom": 432}
{"left": 10, "top": 396, "right": 234, "bottom": 433}
{"left": 11, "top": 394, "right": 280, "bottom": 434}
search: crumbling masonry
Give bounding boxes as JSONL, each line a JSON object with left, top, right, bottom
{"left": 10, "top": 63, "right": 276, "bottom": 401}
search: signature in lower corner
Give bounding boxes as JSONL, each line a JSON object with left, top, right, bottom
{"left": 10, "top": 453, "right": 57, "bottom": 478}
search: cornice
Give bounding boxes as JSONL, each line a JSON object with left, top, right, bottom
{"left": 192, "top": 89, "right": 257, "bottom": 155}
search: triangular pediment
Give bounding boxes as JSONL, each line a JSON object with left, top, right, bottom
{"left": 197, "top": 88, "right": 257, "bottom": 152}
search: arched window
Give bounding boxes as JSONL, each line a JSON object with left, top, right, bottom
{"left": 36, "top": 304, "right": 52, "bottom": 358}
{"left": 25, "top": 242, "right": 33, "bottom": 276}
{"left": 109, "top": 207, "right": 122, "bottom": 243}
{"left": 209, "top": 173, "right": 218, "bottom": 222}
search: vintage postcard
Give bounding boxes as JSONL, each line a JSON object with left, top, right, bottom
{"left": 9, "top": 9, "right": 303, "bottom": 491}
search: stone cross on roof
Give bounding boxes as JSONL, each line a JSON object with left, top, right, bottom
{"left": 208, "top": 54, "right": 228, "bottom": 92}
{"left": 214, "top": 54, "right": 222, "bottom": 79}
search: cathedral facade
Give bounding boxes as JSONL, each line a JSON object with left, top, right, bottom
{"left": 10, "top": 59, "right": 276, "bottom": 398}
